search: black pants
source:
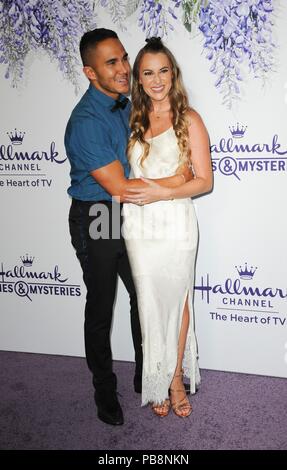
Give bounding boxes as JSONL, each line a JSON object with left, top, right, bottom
{"left": 69, "top": 198, "right": 142, "bottom": 391}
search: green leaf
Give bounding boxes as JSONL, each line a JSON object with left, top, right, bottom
{"left": 184, "top": 22, "right": 192, "bottom": 33}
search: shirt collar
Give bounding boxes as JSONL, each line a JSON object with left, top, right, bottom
{"left": 87, "top": 83, "right": 128, "bottom": 110}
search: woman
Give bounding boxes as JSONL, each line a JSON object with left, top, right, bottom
{"left": 123, "top": 37, "right": 212, "bottom": 417}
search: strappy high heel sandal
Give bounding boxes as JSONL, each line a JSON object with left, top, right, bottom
{"left": 151, "top": 399, "right": 171, "bottom": 417}
{"left": 169, "top": 371, "right": 192, "bottom": 418}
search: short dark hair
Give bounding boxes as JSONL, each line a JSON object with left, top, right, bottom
{"left": 80, "top": 28, "right": 118, "bottom": 66}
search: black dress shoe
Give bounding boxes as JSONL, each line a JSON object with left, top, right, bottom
{"left": 184, "top": 382, "right": 190, "bottom": 395}
{"left": 133, "top": 374, "right": 142, "bottom": 394}
{"left": 94, "top": 390, "right": 124, "bottom": 426}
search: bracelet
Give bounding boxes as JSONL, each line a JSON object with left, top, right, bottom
{"left": 168, "top": 189, "right": 174, "bottom": 201}
{"left": 180, "top": 174, "right": 186, "bottom": 183}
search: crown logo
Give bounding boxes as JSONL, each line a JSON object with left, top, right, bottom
{"left": 235, "top": 263, "right": 257, "bottom": 280}
{"left": 21, "top": 254, "right": 34, "bottom": 267}
{"left": 229, "top": 122, "right": 247, "bottom": 139}
{"left": 7, "top": 128, "right": 25, "bottom": 145}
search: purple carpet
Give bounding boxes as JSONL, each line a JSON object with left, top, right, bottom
{"left": 0, "top": 351, "right": 286, "bottom": 450}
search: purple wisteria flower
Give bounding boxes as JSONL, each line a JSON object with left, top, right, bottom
{"left": 97, "top": 0, "right": 128, "bottom": 31}
{"left": 0, "top": 0, "right": 277, "bottom": 107}
{"left": 199, "top": 0, "right": 276, "bottom": 108}
{"left": 138, "top": 0, "right": 181, "bottom": 38}
{"left": 0, "top": 0, "right": 96, "bottom": 92}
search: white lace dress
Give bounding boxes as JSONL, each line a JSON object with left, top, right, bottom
{"left": 123, "top": 127, "right": 201, "bottom": 406}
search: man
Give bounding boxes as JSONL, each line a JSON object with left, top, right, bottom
{"left": 65, "top": 28, "right": 190, "bottom": 426}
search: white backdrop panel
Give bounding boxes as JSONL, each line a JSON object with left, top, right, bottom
{"left": 0, "top": 4, "right": 286, "bottom": 378}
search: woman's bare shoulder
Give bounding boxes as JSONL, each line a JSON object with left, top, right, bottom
{"left": 186, "top": 107, "right": 204, "bottom": 126}
{"left": 186, "top": 108, "right": 208, "bottom": 136}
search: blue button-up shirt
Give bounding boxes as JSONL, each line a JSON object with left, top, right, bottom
{"left": 65, "top": 84, "right": 131, "bottom": 201}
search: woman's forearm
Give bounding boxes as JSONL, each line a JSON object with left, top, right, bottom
{"left": 166, "top": 176, "right": 213, "bottom": 200}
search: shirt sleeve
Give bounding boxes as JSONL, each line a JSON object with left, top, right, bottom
{"left": 71, "top": 117, "right": 118, "bottom": 172}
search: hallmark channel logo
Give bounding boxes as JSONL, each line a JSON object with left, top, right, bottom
{"left": 7, "top": 129, "right": 26, "bottom": 145}
{"left": 0, "top": 254, "right": 81, "bottom": 301}
{"left": 0, "top": 128, "right": 67, "bottom": 189}
{"left": 229, "top": 123, "right": 247, "bottom": 139}
{"left": 235, "top": 262, "right": 257, "bottom": 280}
{"left": 211, "top": 123, "right": 287, "bottom": 180}
{"left": 195, "top": 263, "right": 287, "bottom": 327}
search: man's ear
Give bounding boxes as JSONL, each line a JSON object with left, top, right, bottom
{"left": 83, "top": 66, "right": 97, "bottom": 81}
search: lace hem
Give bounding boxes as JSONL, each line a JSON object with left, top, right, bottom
{"left": 141, "top": 369, "right": 174, "bottom": 406}
{"left": 141, "top": 331, "right": 201, "bottom": 406}
{"left": 141, "top": 287, "right": 201, "bottom": 405}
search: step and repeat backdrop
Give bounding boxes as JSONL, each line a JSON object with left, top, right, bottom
{"left": 0, "top": 1, "right": 286, "bottom": 378}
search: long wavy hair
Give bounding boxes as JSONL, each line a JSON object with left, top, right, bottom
{"left": 127, "top": 38, "right": 191, "bottom": 167}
